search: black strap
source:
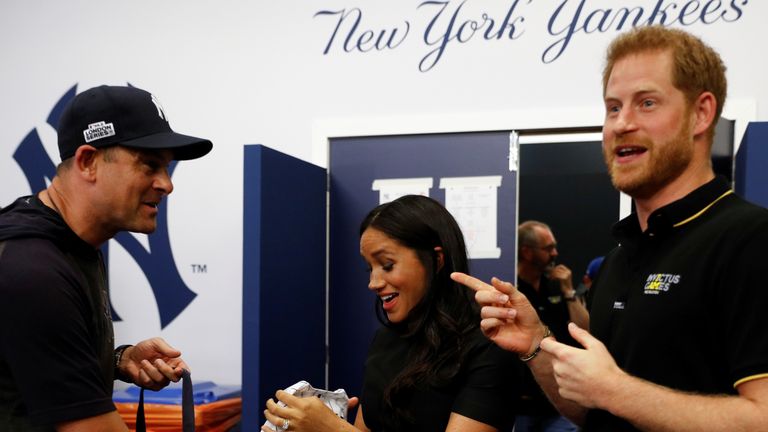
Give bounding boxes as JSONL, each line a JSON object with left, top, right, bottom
{"left": 181, "top": 369, "right": 195, "bottom": 431}
{"left": 136, "top": 383, "right": 146, "bottom": 431}
{"left": 135, "top": 369, "right": 195, "bottom": 432}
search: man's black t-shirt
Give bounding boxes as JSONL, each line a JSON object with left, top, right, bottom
{"left": 0, "top": 196, "right": 115, "bottom": 430}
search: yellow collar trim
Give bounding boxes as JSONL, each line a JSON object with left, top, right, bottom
{"left": 734, "top": 373, "right": 768, "bottom": 388}
{"left": 672, "top": 190, "right": 734, "bottom": 228}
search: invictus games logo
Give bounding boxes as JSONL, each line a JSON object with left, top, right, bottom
{"left": 12, "top": 84, "right": 195, "bottom": 329}
{"left": 644, "top": 273, "right": 681, "bottom": 295}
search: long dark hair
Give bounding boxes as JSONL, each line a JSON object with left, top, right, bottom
{"left": 359, "top": 195, "right": 479, "bottom": 427}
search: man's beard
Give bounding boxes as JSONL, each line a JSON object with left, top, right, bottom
{"left": 543, "top": 259, "right": 556, "bottom": 276}
{"left": 604, "top": 119, "right": 694, "bottom": 199}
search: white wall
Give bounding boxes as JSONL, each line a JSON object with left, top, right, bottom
{"left": 1, "top": 0, "right": 766, "bottom": 385}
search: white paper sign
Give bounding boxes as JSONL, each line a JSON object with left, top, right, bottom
{"left": 372, "top": 177, "right": 433, "bottom": 204}
{"left": 440, "top": 176, "right": 502, "bottom": 259}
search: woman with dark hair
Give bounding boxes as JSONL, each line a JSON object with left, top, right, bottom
{"left": 262, "top": 195, "right": 519, "bottom": 432}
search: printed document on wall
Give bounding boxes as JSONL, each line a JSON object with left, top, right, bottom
{"left": 372, "top": 177, "right": 433, "bottom": 204}
{"left": 440, "top": 176, "right": 502, "bottom": 259}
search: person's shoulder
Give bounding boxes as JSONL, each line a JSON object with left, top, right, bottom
{"left": 715, "top": 193, "right": 768, "bottom": 229}
{"left": 0, "top": 238, "right": 85, "bottom": 327}
{"left": 0, "top": 195, "right": 76, "bottom": 244}
{"left": 723, "top": 192, "right": 768, "bottom": 212}
{"left": 0, "top": 237, "right": 77, "bottom": 291}
{"left": 1, "top": 235, "right": 65, "bottom": 261}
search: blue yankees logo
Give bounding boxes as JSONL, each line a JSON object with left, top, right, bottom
{"left": 13, "top": 84, "right": 196, "bottom": 328}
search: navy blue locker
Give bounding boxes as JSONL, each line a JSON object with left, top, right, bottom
{"left": 736, "top": 122, "right": 768, "bottom": 208}
{"left": 242, "top": 145, "right": 327, "bottom": 430}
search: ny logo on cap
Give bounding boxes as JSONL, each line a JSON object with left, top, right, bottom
{"left": 151, "top": 94, "right": 167, "bottom": 121}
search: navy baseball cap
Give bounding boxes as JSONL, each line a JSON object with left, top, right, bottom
{"left": 57, "top": 85, "right": 212, "bottom": 161}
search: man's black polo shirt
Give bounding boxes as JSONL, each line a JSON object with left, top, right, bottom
{"left": 585, "top": 176, "right": 768, "bottom": 431}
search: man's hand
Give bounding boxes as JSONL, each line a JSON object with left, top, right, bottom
{"left": 540, "top": 322, "right": 625, "bottom": 408}
{"left": 119, "top": 337, "right": 189, "bottom": 390}
{"left": 450, "top": 272, "right": 546, "bottom": 355}
{"left": 548, "top": 264, "right": 575, "bottom": 295}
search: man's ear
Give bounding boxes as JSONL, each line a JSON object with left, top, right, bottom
{"left": 520, "top": 245, "right": 532, "bottom": 261}
{"left": 72, "top": 145, "right": 100, "bottom": 181}
{"left": 692, "top": 91, "right": 716, "bottom": 137}
{"left": 434, "top": 246, "right": 445, "bottom": 273}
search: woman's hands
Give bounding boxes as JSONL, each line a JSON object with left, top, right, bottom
{"left": 261, "top": 392, "right": 360, "bottom": 432}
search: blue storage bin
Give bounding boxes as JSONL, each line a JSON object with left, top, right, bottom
{"left": 113, "top": 381, "right": 241, "bottom": 405}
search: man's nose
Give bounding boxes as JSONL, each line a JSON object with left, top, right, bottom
{"left": 155, "top": 169, "right": 174, "bottom": 195}
{"left": 613, "top": 108, "right": 638, "bottom": 136}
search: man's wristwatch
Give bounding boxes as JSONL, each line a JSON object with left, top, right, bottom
{"left": 114, "top": 344, "right": 133, "bottom": 382}
{"left": 564, "top": 291, "right": 577, "bottom": 301}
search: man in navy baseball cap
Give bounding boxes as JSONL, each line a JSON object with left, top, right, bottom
{"left": 0, "top": 84, "right": 210, "bottom": 430}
